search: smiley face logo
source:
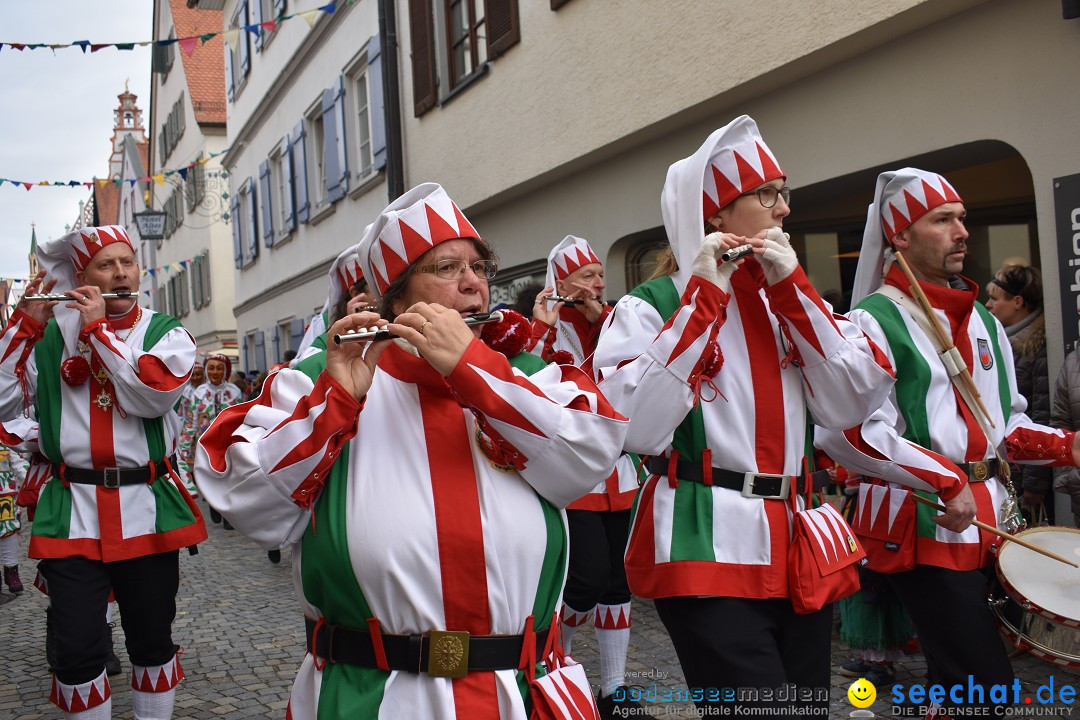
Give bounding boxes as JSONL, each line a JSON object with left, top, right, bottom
{"left": 847, "top": 678, "right": 876, "bottom": 708}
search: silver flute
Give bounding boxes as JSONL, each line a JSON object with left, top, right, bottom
{"left": 333, "top": 311, "right": 504, "bottom": 345}
{"left": 720, "top": 244, "right": 754, "bottom": 263}
{"left": 22, "top": 291, "right": 137, "bottom": 301}
{"left": 545, "top": 295, "right": 583, "bottom": 306}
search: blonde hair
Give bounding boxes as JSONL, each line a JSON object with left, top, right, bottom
{"left": 648, "top": 247, "right": 679, "bottom": 281}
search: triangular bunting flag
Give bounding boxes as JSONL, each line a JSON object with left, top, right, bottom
{"left": 178, "top": 37, "right": 199, "bottom": 56}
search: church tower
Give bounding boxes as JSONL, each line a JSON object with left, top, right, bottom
{"left": 106, "top": 84, "right": 147, "bottom": 180}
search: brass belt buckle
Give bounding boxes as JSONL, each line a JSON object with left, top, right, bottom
{"left": 971, "top": 461, "right": 989, "bottom": 482}
{"left": 426, "top": 630, "right": 469, "bottom": 678}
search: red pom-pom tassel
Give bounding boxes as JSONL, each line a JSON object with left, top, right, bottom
{"left": 481, "top": 309, "right": 531, "bottom": 358}
{"left": 60, "top": 356, "right": 91, "bottom": 386}
{"left": 550, "top": 350, "right": 576, "bottom": 366}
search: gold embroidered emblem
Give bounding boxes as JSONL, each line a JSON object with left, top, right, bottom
{"left": 847, "top": 535, "right": 858, "bottom": 553}
{"left": 95, "top": 390, "right": 113, "bottom": 412}
{"left": 973, "top": 461, "right": 989, "bottom": 482}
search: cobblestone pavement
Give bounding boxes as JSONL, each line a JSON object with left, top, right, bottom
{"left": 3, "top": 509, "right": 1079, "bottom": 719}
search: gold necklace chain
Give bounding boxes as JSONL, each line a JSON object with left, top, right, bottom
{"left": 557, "top": 322, "right": 586, "bottom": 364}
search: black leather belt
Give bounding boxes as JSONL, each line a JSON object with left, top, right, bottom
{"left": 55, "top": 455, "right": 176, "bottom": 489}
{"left": 958, "top": 459, "right": 1002, "bottom": 483}
{"left": 644, "top": 456, "right": 830, "bottom": 499}
{"left": 305, "top": 617, "right": 548, "bottom": 678}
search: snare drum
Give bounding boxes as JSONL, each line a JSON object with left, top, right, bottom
{"left": 989, "top": 526, "right": 1080, "bottom": 668}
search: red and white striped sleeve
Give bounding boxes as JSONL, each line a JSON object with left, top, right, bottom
{"left": 0, "top": 415, "right": 40, "bottom": 455}
{"left": 592, "top": 277, "right": 728, "bottom": 456}
{"left": 83, "top": 317, "right": 196, "bottom": 417}
{"left": 0, "top": 309, "right": 44, "bottom": 420}
{"left": 764, "top": 265, "right": 894, "bottom": 429}
{"left": 194, "top": 368, "right": 361, "bottom": 548}
{"left": 446, "top": 338, "right": 628, "bottom": 508}
{"left": 814, "top": 312, "right": 967, "bottom": 500}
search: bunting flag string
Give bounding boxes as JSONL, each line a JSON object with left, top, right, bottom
{"left": 0, "top": 151, "right": 230, "bottom": 191}
{"left": 142, "top": 255, "right": 201, "bottom": 281}
{"left": 0, "top": 2, "right": 341, "bottom": 55}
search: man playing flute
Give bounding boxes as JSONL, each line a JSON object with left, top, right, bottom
{"left": 0, "top": 225, "right": 205, "bottom": 720}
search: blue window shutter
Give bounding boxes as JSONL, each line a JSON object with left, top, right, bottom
{"left": 292, "top": 122, "right": 309, "bottom": 223}
{"left": 225, "top": 45, "right": 234, "bottom": 101}
{"left": 254, "top": 330, "right": 266, "bottom": 372}
{"left": 231, "top": 196, "right": 242, "bottom": 268}
{"left": 367, "top": 35, "right": 386, "bottom": 171}
{"left": 259, "top": 159, "right": 274, "bottom": 245}
{"left": 252, "top": 0, "right": 264, "bottom": 51}
{"left": 322, "top": 88, "right": 342, "bottom": 203}
{"left": 335, "top": 75, "right": 349, "bottom": 195}
{"left": 246, "top": 177, "right": 259, "bottom": 259}
{"left": 290, "top": 317, "right": 305, "bottom": 349}
{"left": 281, "top": 136, "right": 295, "bottom": 232}
{"left": 239, "top": 1, "right": 251, "bottom": 78}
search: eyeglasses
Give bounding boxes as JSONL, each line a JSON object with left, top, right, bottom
{"left": 738, "top": 186, "right": 791, "bottom": 209}
{"left": 412, "top": 258, "right": 499, "bottom": 281}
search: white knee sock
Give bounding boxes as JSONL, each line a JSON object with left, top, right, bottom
{"left": 65, "top": 697, "right": 112, "bottom": 719}
{"left": 559, "top": 602, "right": 596, "bottom": 656}
{"left": 594, "top": 602, "right": 632, "bottom": 697}
{"left": 0, "top": 533, "right": 18, "bottom": 566}
{"left": 132, "top": 687, "right": 176, "bottom": 720}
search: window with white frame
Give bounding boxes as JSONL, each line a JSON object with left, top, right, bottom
{"left": 225, "top": 1, "right": 252, "bottom": 101}
{"left": 345, "top": 55, "right": 375, "bottom": 182}
{"left": 185, "top": 156, "right": 206, "bottom": 212}
{"left": 252, "top": 0, "right": 287, "bottom": 50}
{"left": 305, "top": 101, "right": 327, "bottom": 210}
{"left": 231, "top": 177, "right": 259, "bottom": 268}
{"left": 409, "top": 0, "right": 520, "bottom": 115}
{"left": 343, "top": 37, "right": 388, "bottom": 180}
{"left": 167, "top": 270, "right": 190, "bottom": 318}
{"left": 271, "top": 140, "right": 295, "bottom": 239}
{"left": 164, "top": 189, "right": 183, "bottom": 239}
{"left": 190, "top": 250, "right": 212, "bottom": 309}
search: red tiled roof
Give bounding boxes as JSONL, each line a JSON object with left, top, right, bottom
{"left": 137, "top": 140, "right": 149, "bottom": 171}
{"left": 169, "top": 0, "right": 226, "bottom": 126}
{"left": 95, "top": 182, "right": 121, "bottom": 226}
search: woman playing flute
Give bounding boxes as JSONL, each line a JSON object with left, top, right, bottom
{"left": 194, "top": 184, "right": 628, "bottom": 720}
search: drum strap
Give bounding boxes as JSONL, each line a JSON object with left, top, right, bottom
{"left": 875, "top": 285, "right": 1010, "bottom": 477}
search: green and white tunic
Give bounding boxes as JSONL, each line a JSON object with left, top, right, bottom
{"left": 0, "top": 306, "right": 205, "bottom": 561}
{"left": 195, "top": 339, "right": 627, "bottom": 719}
{"left": 816, "top": 266, "right": 1074, "bottom": 570}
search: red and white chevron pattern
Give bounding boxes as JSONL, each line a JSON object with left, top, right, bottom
{"left": 50, "top": 670, "right": 110, "bottom": 712}
{"left": 131, "top": 652, "right": 185, "bottom": 692}
{"left": 560, "top": 603, "right": 595, "bottom": 629}
{"left": 879, "top": 170, "right": 962, "bottom": 240}
{"left": 594, "top": 602, "right": 631, "bottom": 630}
{"left": 67, "top": 225, "right": 134, "bottom": 271}
{"left": 552, "top": 237, "right": 600, "bottom": 280}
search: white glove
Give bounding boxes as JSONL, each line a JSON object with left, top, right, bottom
{"left": 691, "top": 233, "right": 741, "bottom": 294}
{"left": 758, "top": 227, "right": 798, "bottom": 285}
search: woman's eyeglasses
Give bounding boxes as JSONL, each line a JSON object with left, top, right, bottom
{"left": 738, "top": 186, "right": 791, "bottom": 209}
{"left": 412, "top": 258, "right": 499, "bottom": 281}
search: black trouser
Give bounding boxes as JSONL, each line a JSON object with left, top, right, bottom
{"left": 562, "top": 509, "right": 632, "bottom": 611}
{"left": 887, "top": 565, "right": 1013, "bottom": 711}
{"left": 654, "top": 595, "right": 831, "bottom": 712}
{"left": 41, "top": 551, "right": 180, "bottom": 685}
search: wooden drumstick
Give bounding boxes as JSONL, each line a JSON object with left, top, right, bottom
{"left": 911, "top": 494, "right": 1079, "bottom": 568}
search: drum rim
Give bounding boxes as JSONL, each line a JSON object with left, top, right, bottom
{"left": 995, "top": 525, "right": 1080, "bottom": 628}
{"left": 989, "top": 598, "right": 1080, "bottom": 670}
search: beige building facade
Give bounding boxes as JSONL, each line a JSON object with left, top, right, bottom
{"left": 397, "top": 0, "right": 1079, "bottom": 377}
